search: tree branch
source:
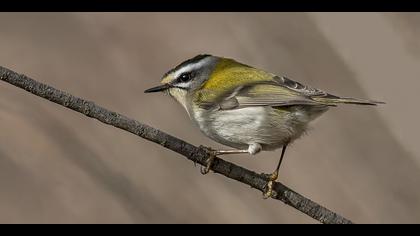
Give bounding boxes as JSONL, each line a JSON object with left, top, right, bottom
{"left": 0, "top": 66, "right": 353, "bottom": 224}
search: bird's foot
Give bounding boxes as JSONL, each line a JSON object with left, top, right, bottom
{"left": 262, "top": 172, "right": 279, "bottom": 199}
{"left": 199, "top": 145, "right": 217, "bottom": 175}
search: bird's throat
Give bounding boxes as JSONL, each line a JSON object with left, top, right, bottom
{"left": 168, "top": 88, "right": 190, "bottom": 117}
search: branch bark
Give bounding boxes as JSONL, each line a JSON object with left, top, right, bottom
{"left": 0, "top": 66, "right": 353, "bottom": 224}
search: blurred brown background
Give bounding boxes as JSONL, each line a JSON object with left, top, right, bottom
{"left": 0, "top": 13, "right": 419, "bottom": 223}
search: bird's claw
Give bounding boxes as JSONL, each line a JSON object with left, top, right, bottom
{"left": 262, "top": 172, "right": 279, "bottom": 199}
{"left": 199, "top": 145, "right": 217, "bottom": 175}
{"left": 263, "top": 180, "right": 278, "bottom": 199}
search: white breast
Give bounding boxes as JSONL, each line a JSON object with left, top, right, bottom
{"left": 190, "top": 104, "right": 325, "bottom": 151}
{"left": 192, "top": 106, "right": 279, "bottom": 149}
{"left": 209, "top": 107, "right": 265, "bottom": 140}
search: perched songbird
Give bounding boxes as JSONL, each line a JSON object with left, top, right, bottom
{"left": 145, "top": 54, "right": 383, "bottom": 198}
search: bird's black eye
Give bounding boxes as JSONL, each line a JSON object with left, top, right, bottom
{"left": 178, "top": 72, "right": 192, "bottom": 83}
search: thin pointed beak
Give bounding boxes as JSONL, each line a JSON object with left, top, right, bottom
{"left": 144, "top": 84, "right": 170, "bottom": 93}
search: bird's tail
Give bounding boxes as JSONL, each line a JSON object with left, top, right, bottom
{"left": 313, "top": 96, "right": 385, "bottom": 106}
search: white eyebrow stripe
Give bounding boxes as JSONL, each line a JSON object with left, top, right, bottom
{"left": 174, "top": 81, "right": 193, "bottom": 88}
{"left": 173, "top": 57, "right": 212, "bottom": 78}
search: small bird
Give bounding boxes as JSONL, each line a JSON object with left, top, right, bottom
{"left": 145, "top": 54, "right": 383, "bottom": 198}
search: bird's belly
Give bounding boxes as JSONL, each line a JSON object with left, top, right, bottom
{"left": 192, "top": 106, "right": 312, "bottom": 150}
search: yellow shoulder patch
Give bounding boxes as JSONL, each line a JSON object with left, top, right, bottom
{"left": 202, "top": 58, "right": 272, "bottom": 91}
{"left": 194, "top": 58, "right": 275, "bottom": 105}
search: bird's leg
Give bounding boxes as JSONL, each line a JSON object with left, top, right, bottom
{"left": 215, "top": 149, "right": 249, "bottom": 155}
{"left": 199, "top": 146, "right": 250, "bottom": 175}
{"left": 263, "top": 144, "right": 288, "bottom": 199}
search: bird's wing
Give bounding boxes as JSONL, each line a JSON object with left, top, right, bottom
{"left": 196, "top": 76, "right": 334, "bottom": 110}
{"left": 273, "top": 76, "right": 331, "bottom": 98}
